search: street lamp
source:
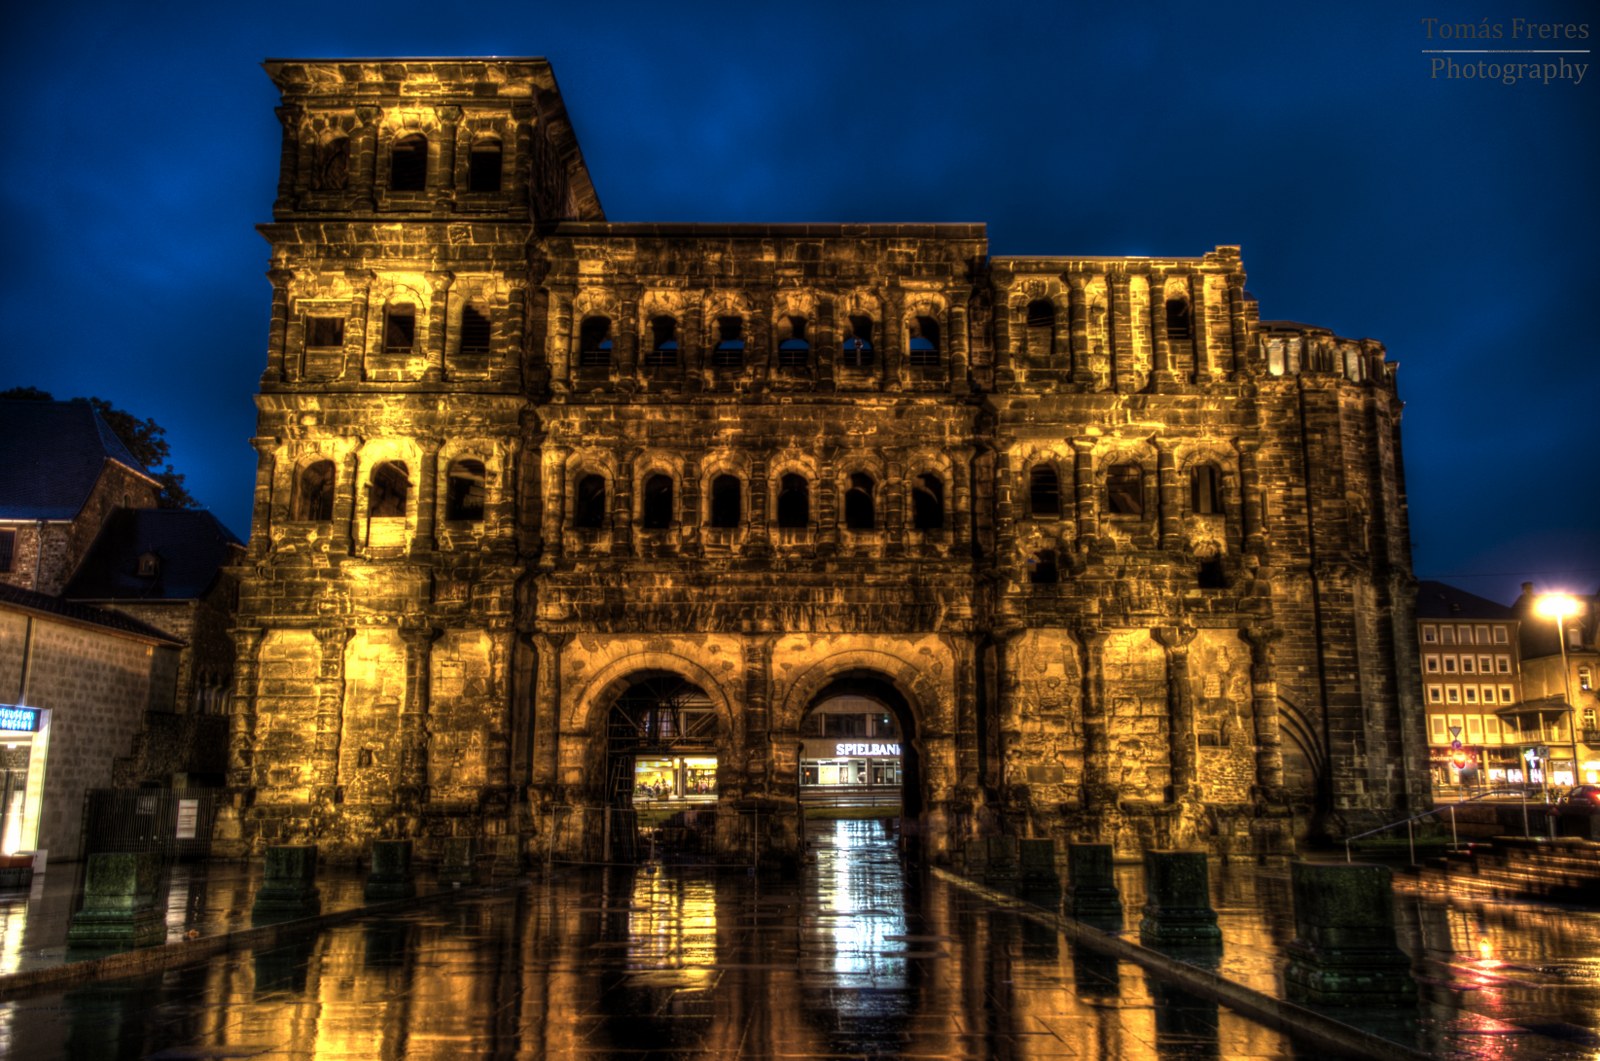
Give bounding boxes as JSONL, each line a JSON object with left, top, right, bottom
{"left": 1533, "top": 592, "right": 1583, "bottom": 790}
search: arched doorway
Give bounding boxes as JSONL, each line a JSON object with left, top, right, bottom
{"left": 604, "top": 672, "right": 719, "bottom": 861}
{"left": 798, "top": 673, "right": 925, "bottom": 856}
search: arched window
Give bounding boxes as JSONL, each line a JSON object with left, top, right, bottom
{"left": 574, "top": 473, "right": 607, "bottom": 529}
{"left": 908, "top": 316, "right": 940, "bottom": 367}
{"left": 646, "top": 316, "right": 678, "bottom": 367}
{"left": 459, "top": 303, "right": 491, "bottom": 354}
{"left": 445, "top": 459, "right": 486, "bottom": 521}
{"left": 777, "top": 316, "right": 810, "bottom": 370}
{"left": 293, "top": 460, "right": 335, "bottom": 521}
{"left": 1165, "top": 297, "right": 1192, "bottom": 340}
{"left": 776, "top": 473, "right": 809, "bottom": 528}
{"left": 1106, "top": 463, "right": 1144, "bottom": 516}
{"left": 468, "top": 138, "right": 503, "bottom": 192}
{"left": 390, "top": 134, "right": 428, "bottom": 191}
{"left": 315, "top": 136, "right": 350, "bottom": 191}
{"left": 714, "top": 317, "right": 745, "bottom": 369}
{"left": 912, "top": 472, "right": 944, "bottom": 531}
{"left": 1026, "top": 299, "right": 1055, "bottom": 358}
{"left": 641, "top": 473, "right": 674, "bottom": 529}
{"left": 1190, "top": 463, "right": 1223, "bottom": 516}
{"left": 368, "top": 461, "right": 410, "bottom": 517}
{"left": 844, "top": 472, "right": 876, "bottom": 530}
{"left": 1030, "top": 549, "right": 1059, "bottom": 585}
{"left": 710, "top": 474, "right": 742, "bottom": 528}
{"left": 841, "top": 316, "right": 874, "bottom": 369}
{"left": 1028, "top": 465, "right": 1061, "bottom": 519}
{"left": 383, "top": 304, "right": 416, "bottom": 353}
{"left": 579, "top": 316, "right": 613, "bottom": 368}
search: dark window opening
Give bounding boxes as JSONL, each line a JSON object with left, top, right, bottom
{"left": 467, "top": 139, "right": 503, "bottom": 192}
{"left": 844, "top": 472, "right": 876, "bottom": 530}
{"left": 646, "top": 316, "right": 678, "bottom": 367}
{"left": 137, "top": 551, "right": 161, "bottom": 578}
{"left": 841, "top": 316, "right": 874, "bottom": 369}
{"left": 390, "top": 134, "right": 428, "bottom": 191}
{"left": 314, "top": 136, "right": 350, "bottom": 191}
{"left": 306, "top": 315, "right": 344, "bottom": 348}
{"left": 642, "top": 473, "right": 674, "bottom": 529}
{"left": 574, "top": 473, "right": 607, "bottom": 529}
{"left": 1029, "top": 465, "right": 1061, "bottom": 519}
{"left": 1190, "top": 463, "right": 1223, "bottom": 516}
{"left": 1106, "top": 463, "right": 1144, "bottom": 516}
{"left": 1030, "top": 549, "right": 1059, "bottom": 584}
{"left": 1198, "top": 557, "right": 1228, "bottom": 589}
{"left": 459, "top": 304, "right": 491, "bottom": 354}
{"left": 293, "top": 460, "right": 336, "bottom": 521}
{"left": 369, "top": 461, "right": 410, "bottom": 518}
{"left": 714, "top": 317, "right": 745, "bottom": 369}
{"left": 1165, "top": 297, "right": 1192, "bottom": 340}
{"left": 383, "top": 305, "right": 416, "bottom": 353}
{"left": 710, "top": 474, "right": 742, "bottom": 528}
{"left": 908, "top": 315, "right": 941, "bottom": 367}
{"left": 446, "top": 459, "right": 486, "bottom": 521}
{"left": 579, "top": 316, "right": 613, "bottom": 369}
{"left": 778, "top": 316, "right": 810, "bottom": 369}
{"left": 0, "top": 529, "right": 14, "bottom": 573}
{"left": 1026, "top": 299, "right": 1055, "bottom": 358}
{"left": 776, "top": 473, "right": 809, "bottom": 528}
{"left": 912, "top": 473, "right": 944, "bottom": 531}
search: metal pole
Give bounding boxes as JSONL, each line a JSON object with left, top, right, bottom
{"left": 1555, "top": 614, "right": 1579, "bottom": 790}
{"left": 1345, "top": 838, "right": 1351, "bottom": 863}
{"left": 1450, "top": 806, "right": 1458, "bottom": 851}
{"left": 1521, "top": 796, "right": 1529, "bottom": 838}
{"left": 1407, "top": 818, "right": 1415, "bottom": 866}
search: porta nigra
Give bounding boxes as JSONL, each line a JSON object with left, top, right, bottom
{"left": 219, "top": 58, "right": 1426, "bottom": 868}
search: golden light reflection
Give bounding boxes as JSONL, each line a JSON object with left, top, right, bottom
{"left": 627, "top": 870, "right": 718, "bottom": 989}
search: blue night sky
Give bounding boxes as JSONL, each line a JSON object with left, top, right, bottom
{"left": 1, "top": 1, "right": 1595, "bottom": 606}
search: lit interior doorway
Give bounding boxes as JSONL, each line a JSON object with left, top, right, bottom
{"left": 798, "top": 676, "right": 922, "bottom": 855}
{"left": 604, "top": 673, "right": 718, "bottom": 862}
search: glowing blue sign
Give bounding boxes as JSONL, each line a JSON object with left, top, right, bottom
{"left": 0, "top": 706, "right": 40, "bottom": 733}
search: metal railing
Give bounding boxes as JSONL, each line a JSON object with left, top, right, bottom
{"left": 1344, "top": 785, "right": 1546, "bottom": 865}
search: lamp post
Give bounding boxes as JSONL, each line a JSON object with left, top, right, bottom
{"left": 1533, "top": 592, "right": 1583, "bottom": 790}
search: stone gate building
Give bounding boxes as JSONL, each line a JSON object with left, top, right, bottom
{"left": 219, "top": 58, "right": 1427, "bottom": 866}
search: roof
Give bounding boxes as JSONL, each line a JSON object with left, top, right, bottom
{"left": 0, "top": 400, "right": 156, "bottom": 520}
{"left": 0, "top": 582, "right": 183, "bottom": 645}
{"left": 64, "top": 508, "right": 243, "bottom": 601}
{"left": 1415, "top": 580, "right": 1516, "bottom": 621}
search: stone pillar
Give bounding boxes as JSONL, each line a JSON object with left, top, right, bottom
{"left": 346, "top": 269, "right": 371, "bottom": 384}
{"left": 612, "top": 453, "right": 634, "bottom": 557}
{"left": 1237, "top": 439, "right": 1265, "bottom": 554}
{"left": 228, "top": 629, "right": 264, "bottom": 794}
{"left": 439, "top": 837, "right": 478, "bottom": 887}
{"left": 1138, "top": 850, "right": 1221, "bottom": 949}
{"left": 1243, "top": 625, "right": 1286, "bottom": 799}
{"left": 364, "top": 839, "right": 417, "bottom": 901}
{"left": 1148, "top": 272, "right": 1174, "bottom": 391}
{"left": 541, "top": 445, "right": 568, "bottom": 564}
{"left": 423, "top": 271, "right": 451, "bottom": 382}
{"left": 411, "top": 439, "right": 441, "bottom": 556}
{"left": 882, "top": 287, "right": 904, "bottom": 390}
{"left": 1190, "top": 275, "right": 1213, "bottom": 384}
{"left": 952, "top": 447, "right": 973, "bottom": 552}
{"left": 313, "top": 627, "right": 350, "bottom": 801}
{"left": 1155, "top": 440, "right": 1179, "bottom": 551}
{"left": 747, "top": 455, "right": 770, "bottom": 552}
{"left": 252, "top": 845, "right": 322, "bottom": 924}
{"left": 1283, "top": 861, "right": 1414, "bottom": 1006}
{"left": 433, "top": 106, "right": 460, "bottom": 208}
{"left": 617, "top": 283, "right": 640, "bottom": 382}
{"left": 680, "top": 456, "right": 702, "bottom": 557}
{"left": 264, "top": 268, "right": 293, "bottom": 383}
{"left": 549, "top": 291, "right": 573, "bottom": 391}
{"left": 247, "top": 438, "right": 276, "bottom": 560}
{"left": 1019, "top": 838, "right": 1058, "bottom": 886}
{"left": 816, "top": 451, "right": 838, "bottom": 554}
{"left": 352, "top": 106, "right": 381, "bottom": 210}
{"left": 529, "top": 633, "right": 568, "bottom": 792}
{"left": 993, "top": 450, "right": 1016, "bottom": 561}
{"left": 1066, "top": 842, "right": 1124, "bottom": 928}
{"left": 67, "top": 853, "right": 165, "bottom": 950}
{"left": 1068, "top": 274, "right": 1093, "bottom": 386}
{"left": 884, "top": 453, "right": 905, "bottom": 557}
{"left": 273, "top": 104, "right": 301, "bottom": 212}
{"left": 948, "top": 297, "right": 970, "bottom": 394}
{"left": 1078, "top": 628, "right": 1111, "bottom": 811}
{"left": 1155, "top": 626, "right": 1199, "bottom": 801}
{"left": 399, "top": 626, "right": 439, "bottom": 809}
{"left": 1108, "top": 272, "right": 1133, "bottom": 393}
{"left": 1226, "top": 273, "right": 1249, "bottom": 378}
{"left": 1072, "top": 438, "right": 1097, "bottom": 545}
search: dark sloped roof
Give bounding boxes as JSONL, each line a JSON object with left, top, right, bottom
{"left": 0, "top": 582, "right": 183, "bottom": 644}
{"left": 64, "top": 508, "right": 243, "bottom": 601}
{"left": 0, "top": 400, "right": 153, "bottom": 520}
{"left": 1415, "top": 580, "right": 1516, "bottom": 621}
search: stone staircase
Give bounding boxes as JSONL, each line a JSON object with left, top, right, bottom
{"left": 1408, "top": 835, "right": 1600, "bottom": 904}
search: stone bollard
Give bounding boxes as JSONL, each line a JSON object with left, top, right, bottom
{"left": 1284, "top": 861, "right": 1415, "bottom": 1007}
{"left": 985, "top": 836, "right": 1020, "bottom": 882}
{"left": 252, "top": 845, "right": 321, "bottom": 924}
{"left": 1019, "top": 839, "right": 1059, "bottom": 884}
{"left": 67, "top": 852, "right": 165, "bottom": 949}
{"left": 963, "top": 838, "right": 989, "bottom": 878}
{"left": 1066, "top": 843, "right": 1124, "bottom": 929}
{"left": 1138, "top": 849, "right": 1221, "bottom": 950}
{"left": 439, "top": 837, "right": 477, "bottom": 887}
{"left": 364, "top": 839, "right": 417, "bottom": 901}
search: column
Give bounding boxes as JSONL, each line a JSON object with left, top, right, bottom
{"left": 273, "top": 104, "right": 301, "bottom": 212}
{"left": 424, "top": 271, "right": 451, "bottom": 382}
{"left": 1155, "top": 626, "right": 1198, "bottom": 801}
{"left": 747, "top": 454, "right": 770, "bottom": 552}
{"left": 951, "top": 446, "right": 974, "bottom": 552}
{"left": 399, "top": 625, "right": 440, "bottom": 809}
{"left": 1243, "top": 625, "right": 1286, "bottom": 799}
{"left": 411, "top": 438, "right": 441, "bottom": 556}
{"left": 617, "top": 284, "right": 641, "bottom": 383}
{"left": 434, "top": 106, "right": 460, "bottom": 209}
{"left": 228, "top": 629, "right": 265, "bottom": 793}
{"left": 264, "top": 269, "right": 292, "bottom": 383}
{"left": 1237, "top": 438, "right": 1265, "bottom": 554}
{"left": 1148, "top": 271, "right": 1175, "bottom": 391}
{"left": 1108, "top": 272, "right": 1133, "bottom": 392}
{"left": 948, "top": 296, "right": 970, "bottom": 394}
{"left": 1068, "top": 274, "right": 1094, "bottom": 387}
{"left": 1077, "top": 628, "right": 1111, "bottom": 811}
{"left": 680, "top": 456, "right": 702, "bottom": 557}
{"left": 816, "top": 451, "right": 838, "bottom": 554}
{"left": 247, "top": 438, "right": 275, "bottom": 561}
{"left": 541, "top": 444, "right": 568, "bottom": 564}
{"left": 1072, "top": 438, "right": 1097, "bottom": 545}
{"left": 1227, "top": 273, "right": 1249, "bottom": 377}
{"left": 1190, "top": 274, "right": 1213, "bottom": 384}
{"left": 529, "top": 632, "right": 569, "bottom": 792}
{"left": 353, "top": 106, "right": 381, "bottom": 210}
{"left": 332, "top": 447, "right": 357, "bottom": 556}
{"left": 1155, "top": 440, "right": 1179, "bottom": 550}
{"left": 313, "top": 626, "right": 351, "bottom": 802}
{"left": 884, "top": 452, "right": 906, "bottom": 557}
{"left": 612, "top": 452, "right": 635, "bottom": 557}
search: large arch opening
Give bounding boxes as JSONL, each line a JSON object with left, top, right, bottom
{"left": 603, "top": 672, "right": 720, "bottom": 861}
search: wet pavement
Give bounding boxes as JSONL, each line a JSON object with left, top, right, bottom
{"left": 0, "top": 821, "right": 1594, "bottom": 1059}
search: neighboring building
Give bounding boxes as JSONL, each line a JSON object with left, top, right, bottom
{"left": 224, "top": 58, "right": 1425, "bottom": 867}
{"left": 1414, "top": 581, "right": 1523, "bottom": 789}
{"left": 1511, "top": 582, "right": 1600, "bottom": 787}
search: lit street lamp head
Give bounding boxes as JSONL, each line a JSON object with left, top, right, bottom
{"left": 1533, "top": 593, "right": 1583, "bottom": 622}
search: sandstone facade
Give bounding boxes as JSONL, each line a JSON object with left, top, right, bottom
{"left": 223, "top": 59, "right": 1426, "bottom": 864}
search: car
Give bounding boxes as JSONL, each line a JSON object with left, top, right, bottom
{"left": 1556, "top": 784, "right": 1600, "bottom": 814}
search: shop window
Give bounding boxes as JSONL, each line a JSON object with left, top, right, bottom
{"left": 306, "top": 315, "right": 344, "bottom": 348}
{"left": 390, "top": 134, "right": 428, "bottom": 191}
{"left": 1191, "top": 463, "right": 1223, "bottom": 515}
{"left": 776, "top": 473, "right": 809, "bottom": 528}
{"left": 1029, "top": 549, "right": 1059, "bottom": 585}
{"left": 912, "top": 473, "right": 944, "bottom": 531}
{"left": 459, "top": 303, "right": 491, "bottom": 354}
{"left": 467, "top": 138, "right": 503, "bottom": 192}
{"left": 841, "top": 316, "right": 874, "bottom": 368}
{"left": 579, "top": 316, "right": 613, "bottom": 368}
{"left": 709, "top": 474, "right": 741, "bottom": 528}
{"left": 844, "top": 472, "right": 876, "bottom": 530}
{"left": 908, "top": 316, "right": 940, "bottom": 367}
{"left": 646, "top": 316, "right": 678, "bottom": 367}
{"left": 714, "top": 317, "right": 745, "bottom": 369}
{"left": 292, "top": 460, "right": 336, "bottom": 521}
{"left": 574, "top": 473, "right": 607, "bottom": 529}
{"left": 368, "top": 461, "right": 410, "bottom": 517}
{"left": 777, "top": 316, "right": 810, "bottom": 370}
{"left": 1025, "top": 299, "right": 1055, "bottom": 358}
{"left": 445, "top": 459, "right": 486, "bottom": 521}
{"left": 1165, "top": 297, "right": 1192, "bottom": 339}
{"left": 641, "top": 474, "right": 674, "bottom": 529}
{"left": 1029, "top": 464, "right": 1061, "bottom": 518}
{"left": 1106, "top": 463, "right": 1144, "bottom": 516}
{"left": 383, "top": 305, "right": 416, "bottom": 353}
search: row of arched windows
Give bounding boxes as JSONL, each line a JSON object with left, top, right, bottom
{"left": 290, "top": 459, "right": 487, "bottom": 522}
{"left": 575, "top": 312, "right": 944, "bottom": 371}
{"left": 569, "top": 470, "right": 947, "bottom": 532}
{"left": 308, "top": 133, "right": 504, "bottom": 194}
{"left": 1018, "top": 296, "right": 1192, "bottom": 358}
{"left": 1023, "top": 462, "right": 1224, "bottom": 520}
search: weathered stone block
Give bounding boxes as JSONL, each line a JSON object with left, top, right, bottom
{"left": 252, "top": 844, "right": 321, "bottom": 923}
{"left": 1019, "top": 838, "right": 1058, "bottom": 882}
{"left": 1066, "top": 842, "right": 1123, "bottom": 928}
{"left": 1283, "top": 861, "right": 1414, "bottom": 1007}
{"left": 438, "top": 836, "right": 477, "bottom": 886}
{"left": 364, "top": 839, "right": 417, "bottom": 901}
{"left": 67, "top": 852, "right": 165, "bottom": 950}
{"left": 1138, "top": 849, "right": 1220, "bottom": 949}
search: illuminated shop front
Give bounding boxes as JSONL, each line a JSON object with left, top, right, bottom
{"left": 632, "top": 756, "right": 719, "bottom": 804}
{"left": 800, "top": 696, "right": 904, "bottom": 806}
{"left": 0, "top": 704, "right": 48, "bottom": 857}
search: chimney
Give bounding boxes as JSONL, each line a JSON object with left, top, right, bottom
{"left": 1522, "top": 582, "right": 1535, "bottom": 595}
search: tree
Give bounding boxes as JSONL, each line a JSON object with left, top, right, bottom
{"left": 1, "top": 387, "right": 198, "bottom": 508}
